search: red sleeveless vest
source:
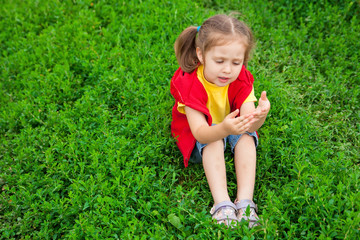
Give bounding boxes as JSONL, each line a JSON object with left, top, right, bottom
{"left": 170, "top": 65, "right": 254, "bottom": 167}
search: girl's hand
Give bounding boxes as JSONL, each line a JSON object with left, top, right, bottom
{"left": 252, "top": 91, "right": 270, "bottom": 120}
{"left": 222, "top": 109, "right": 254, "bottom": 135}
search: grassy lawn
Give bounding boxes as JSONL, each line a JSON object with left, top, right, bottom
{"left": 1, "top": 0, "right": 359, "bottom": 239}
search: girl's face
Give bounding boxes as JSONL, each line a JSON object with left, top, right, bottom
{"left": 196, "top": 40, "right": 246, "bottom": 87}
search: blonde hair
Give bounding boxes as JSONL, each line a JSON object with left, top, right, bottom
{"left": 174, "top": 14, "right": 255, "bottom": 73}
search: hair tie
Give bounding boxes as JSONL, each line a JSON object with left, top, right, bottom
{"left": 197, "top": 26, "right": 201, "bottom": 32}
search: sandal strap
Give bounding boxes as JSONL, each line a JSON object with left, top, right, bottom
{"left": 235, "top": 199, "right": 258, "bottom": 212}
{"left": 210, "top": 201, "right": 237, "bottom": 215}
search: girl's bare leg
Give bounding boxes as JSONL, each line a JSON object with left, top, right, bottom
{"left": 202, "top": 140, "right": 230, "bottom": 205}
{"left": 234, "top": 134, "right": 257, "bottom": 201}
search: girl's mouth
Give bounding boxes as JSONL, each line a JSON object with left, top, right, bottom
{"left": 219, "top": 77, "right": 229, "bottom": 83}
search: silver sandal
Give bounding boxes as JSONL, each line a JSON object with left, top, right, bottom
{"left": 210, "top": 201, "right": 238, "bottom": 226}
{"left": 234, "top": 199, "right": 259, "bottom": 228}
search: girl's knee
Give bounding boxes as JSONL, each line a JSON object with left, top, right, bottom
{"left": 203, "top": 139, "right": 224, "bottom": 154}
{"left": 207, "top": 139, "right": 224, "bottom": 148}
{"left": 234, "top": 134, "right": 256, "bottom": 151}
{"left": 236, "top": 134, "right": 254, "bottom": 146}
{"left": 241, "top": 134, "right": 253, "bottom": 141}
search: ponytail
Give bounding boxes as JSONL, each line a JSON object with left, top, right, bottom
{"left": 174, "top": 26, "right": 199, "bottom": 73}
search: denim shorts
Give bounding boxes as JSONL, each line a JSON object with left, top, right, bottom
{"left": 189, "top": 131, "right": 259, "bottom": 164}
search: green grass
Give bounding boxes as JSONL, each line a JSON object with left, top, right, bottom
{"left": 0, "top": 0, "right": 359, "bottom": 239}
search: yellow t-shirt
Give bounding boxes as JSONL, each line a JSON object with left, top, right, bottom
{"left": 178, "top": 65, "right": 257, "bottom": 124}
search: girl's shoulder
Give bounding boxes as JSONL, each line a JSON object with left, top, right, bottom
{"left": 234, "top": 65, "right": 254, "bottom": 86}
{"left": 171, "top": 67, "right": 199, "bottom": 89}
{"left": 170, "top": 67, "right": 207, "bottom": 102}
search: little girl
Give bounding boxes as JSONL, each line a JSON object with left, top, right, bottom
{"left": 170, "top": 15, "right": 270, "bottom": 227}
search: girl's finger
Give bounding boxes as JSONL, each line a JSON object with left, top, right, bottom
{"left": 227, "top": 109, "right": 239, "bottom": 119}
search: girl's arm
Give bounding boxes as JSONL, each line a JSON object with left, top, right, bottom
{"left": 241, "top": 91, "right": 270, "bottom": 132}
{"left": 185, "top": 106, "right": 254, "bottom": 144}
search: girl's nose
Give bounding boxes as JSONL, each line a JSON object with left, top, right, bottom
{"left": 223, "top": 63, "right": 231, "bottom": 73}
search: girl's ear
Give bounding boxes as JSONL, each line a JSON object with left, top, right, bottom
{"left": 196, "top": 47, "right": 204, "bottom": 64}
